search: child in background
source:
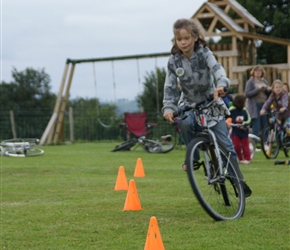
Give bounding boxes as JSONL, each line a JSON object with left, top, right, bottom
{"left": 260, "top": 79, "right": 290, "bottom": 136}
{"left": 229, "top": 94, "right": 252, "bottom": 164}
{"left": 283, "top": 82, "right": 290, "bottom": 97}
{"left": 282, "top": 82, "right": 290, "bottom": 110}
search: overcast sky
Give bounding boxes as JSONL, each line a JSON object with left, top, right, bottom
{"left": 1, "top": 0, "right": 205, "bottom": 101}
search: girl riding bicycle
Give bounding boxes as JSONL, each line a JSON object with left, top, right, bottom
{"left": 162, "top": 18, "right": 251, "bottom": 197}
{"left": 260, "top": 79, "right": 290, "bottom": 136}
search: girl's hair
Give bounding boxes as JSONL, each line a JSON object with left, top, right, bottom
{"left": 250, "top": 65, "right": 266, "bottom": 78}
{"left": 232, "top": 94, "right": 246, "bottom": 110}
{"left": 171, "top": 18, "right": 207, "bottom": 55}
{"left": 271, "top": 79, "right": 283, "bottom": 92}
{"left": 283, "top": 82, "right": 289, "bottom": 93}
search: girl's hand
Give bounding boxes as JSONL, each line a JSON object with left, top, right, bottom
{"left": 260, "top": 109, "right": 266, "bottom": 115}
{"left": 279, "top": 107, "right": 286, "bottom": 113}
{"left": 163, "top": 111, "right": 174, "bottom": 123}
{"left": 214, "top": 86, "right": 226, "bottom": 102}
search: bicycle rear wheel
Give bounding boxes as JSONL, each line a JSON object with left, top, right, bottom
{"left": 25, "top": 148, "right": 44, "bottom": 156}
{"left": 186, "top": 134, "right": 245, "bottom": 221}
{"left": 111, "top": 139, "right": 136, "bottom": 152}
{"left": 143, "top": 140, "right": 174, "bottom": 153}
{"left": 282, "top": 135, "right": 290, "bottom": 157}
{"left": 249, "top": 138, "right": 256, "bottom": 160}
{"left": 261, "top": 125, "right": 280, "bottom": 159}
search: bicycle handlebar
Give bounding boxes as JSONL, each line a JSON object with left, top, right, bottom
{"left": 176, "top": 87, "right": 228, "bottom": 116}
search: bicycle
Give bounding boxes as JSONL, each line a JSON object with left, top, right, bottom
{"left": 112, "top": 134, "right": 175, "bottom": 153}
{"left": 177, "top": 98, "right": 249, "bottom": 221}
{"left": 260, "top": 110, "right": 290, "bottom": 159}
{"left": 0, "top": 138, "right": 44, "bottom": 157}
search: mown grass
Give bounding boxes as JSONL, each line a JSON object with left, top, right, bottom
{"left": 1, "top": 142, "right": 289, "bottom": 250}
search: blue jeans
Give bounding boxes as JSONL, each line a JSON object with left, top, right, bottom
{"left": 178, "top": 110, "right": 238, "bottom": 164}
{"left": 252, "top": 103, "right": 268, "bottom": 140}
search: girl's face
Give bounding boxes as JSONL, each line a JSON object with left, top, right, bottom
{"left": 175, "top": 28, "right": 197, "bottom": 57}
{"left": 273, "top": 83, "right": 283, "bottom": 95}
{"left": 283, "top": 84, "right": 289, "bottom": 93}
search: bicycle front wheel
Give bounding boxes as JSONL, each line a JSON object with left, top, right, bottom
{"left": 261, "top": 125, "right": 280, "bottom": 159}
{"left": 186, "top": 134, "right": 245, "bottom": 221}
{"left": 143, "top": 140, "right": 174, "bottom": 153}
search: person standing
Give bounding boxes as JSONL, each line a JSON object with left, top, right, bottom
{"left": 244, "top": 65, "right": 271, "bottom": 147}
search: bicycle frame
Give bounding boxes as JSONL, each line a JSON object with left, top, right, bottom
{"left": 197, "top": 113, "right": 225, "bottom": 180}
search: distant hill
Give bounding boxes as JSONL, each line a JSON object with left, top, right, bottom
{"left": 102, "top": 99, "right": 141, "bottom": 115}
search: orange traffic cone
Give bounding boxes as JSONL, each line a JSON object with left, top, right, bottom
{"left": 123, "top": 179, "right": 142, "bottom": 211}
{"left": 114, "top": 166, "right": 128, "bottom": 191}
{"left": 134, "top": 157, "right": 145, "bottom": 177}
{"left": 144, "top": 216, "right": 165, "bottom": 250}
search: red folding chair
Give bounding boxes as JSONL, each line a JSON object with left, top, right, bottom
{"left": 120, "top": 112, "right": 157, "bottom": 139}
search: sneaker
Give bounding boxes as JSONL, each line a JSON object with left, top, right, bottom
{"left": 193, "top": 161, "right": 203, "bottom": 170}
{"left": 243, "top": 182, "right": 252, "bottom": 198}
{"left": 240, "top": 160, "right": 251, "bottom": 164}
{"left": 255, "top": 148, "right": 261, "bottom": 152}
{"left": 266, "top": 150, "right": 271, "bottom": 157}
{"left": 182, "top": 160, "right": 202, "bottom": 171}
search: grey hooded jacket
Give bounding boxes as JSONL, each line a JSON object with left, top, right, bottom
{"left": 162, "top": 45, "right": 230, "bottom": 125}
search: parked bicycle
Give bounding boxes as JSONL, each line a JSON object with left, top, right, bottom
{"left": 112, "top": 134, "right": 175, "bottom": 153}
{"left": 0, "top": 138, "right": 44, "bottom": 157}
{"left": 177, "top": 99, "right": 249, "bottom": 221}
{"left": 260, "top": 110, "right": 290, "bottom": 159}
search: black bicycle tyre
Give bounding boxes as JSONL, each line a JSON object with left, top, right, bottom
{"left": 282, "top": 135, "right": 290, "bottom": 157}
{"left": 261, "top": 125, "right": 280, "bottom": 159}
{"left": 186, "top": 134, "right": 245, "bottom": 221}
{"left": 143, "top": 139, "right": 174, "bottom": 153}
{"left": 111, "top": 139, "right": 136, "bottom": 152}
{"left": 158, "top": 141, "right": 175, "bottom": 153}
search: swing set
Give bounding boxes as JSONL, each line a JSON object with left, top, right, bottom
{"left": 40, "top": 52, "right": 170, "bottom": 145}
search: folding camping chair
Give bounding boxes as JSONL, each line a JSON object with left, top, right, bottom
{"left": 119, "top": 112, "right": 157, "bottom": 140}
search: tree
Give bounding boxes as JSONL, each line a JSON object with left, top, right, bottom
{"left": 137, "top": 67, "right": 167, "bottom": 119}
{"left": 0, "top": 67, "right": 56, "bottom": 138}
{"left": 237, "top": 0, "right": 290, "bottom": 64}
{"left": 1, "top": 67, "right": 56, "bottom": 112}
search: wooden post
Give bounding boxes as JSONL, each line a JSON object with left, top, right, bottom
{"left": 53, "top": 63, "right": 75, "bottom": 144}
{"left": 69, "top": 107, "right": 74, "bottom": 142}
{"left": 9, "top": 110, "right": 17, "bottom": 138}
{"left": 40, "top": 62, "right": 70, "bottom": 145}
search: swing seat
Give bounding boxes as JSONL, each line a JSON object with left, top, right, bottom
{"left": 119, "top": 112, "right": 157, "bottom": 139}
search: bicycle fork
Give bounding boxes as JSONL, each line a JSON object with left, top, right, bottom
{"left": 202, "top": 129, "right": 226, "bottom": 184}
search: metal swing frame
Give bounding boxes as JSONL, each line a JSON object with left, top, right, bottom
{"left": 39, "top": 52, "right": 170, "bottom": 145}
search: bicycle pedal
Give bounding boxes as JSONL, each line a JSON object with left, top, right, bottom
{"left": 193, "top": 161, "right": 204, "bottom": 170}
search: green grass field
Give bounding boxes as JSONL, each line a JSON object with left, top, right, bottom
{"left": 1, "top": 142, "right": 289, "bottom": 250}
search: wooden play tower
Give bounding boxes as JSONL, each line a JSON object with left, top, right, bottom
{"left": 40, "top": 0, "right": 290, "bottom": 145}
{"left": 191, "top": 0, "right": 290, "bottom": 93}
